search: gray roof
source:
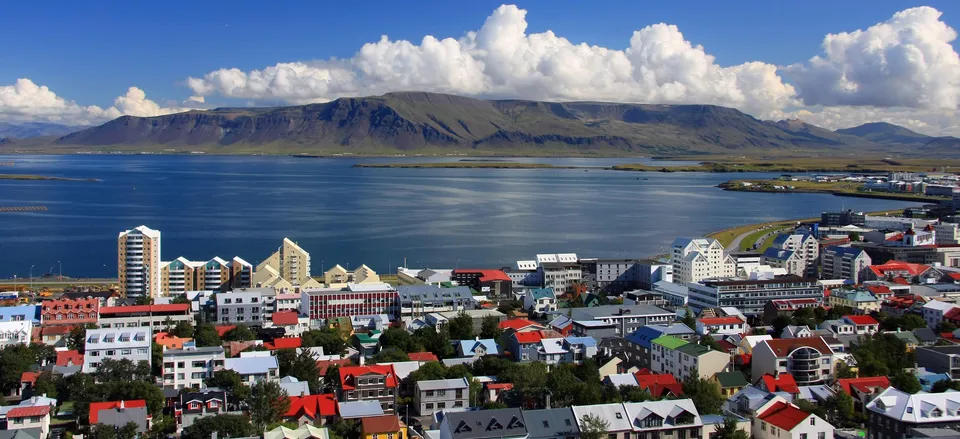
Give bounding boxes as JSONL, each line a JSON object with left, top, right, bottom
{"left": 417, "top": 378, "right": 470, "bottom": 392}
{"left": 522, "top": 408, "right": 580, "bottom": 439}
{"left": 97, "top": 406, "right": 149, "bottom": 433}
{"left": 0, "top": 429, "right": 41, "bottom": 439}
{"left": 162, "top": 346, "right": 225, "bottom": 357}
{"left": 442, "top": 357, "right": 477, "bottom": 367}
{"left": 570, "top": 305, "right": 673, "bottom": 321}
{"left": 444, "top": 408, "right": 527, "bottom": 439}
{"left": 224, "top": 355, "right": 278, "bottom": 375}
{"left": 397, "top": 286, "right": 474, "bottom": 304}
{"left": 279, "top": 376, "right": 311, "bottom": 397}
{"left": 914, "top": 328, "right": 940, "bottom": 343}
{"left": 338, "top": 401, "right": 384, "bottom": 419}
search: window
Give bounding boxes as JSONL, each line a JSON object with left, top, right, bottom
{"left": 810, "top": 418, "right": 815, "bottom": 425}
{"left": 178, "top": 362, "right": 185, "bottom": 368}
{"left": 818, "top": 433, "right": 825, "bottom": 439}
{"left": 425, "top": 390, "right": 434, "bottom": 397}
{"left": 425, "top": 403, "right": 434, "bottom": 410}
{"left": 800, "top": 434, "right": 807, "bottom": 439}
{"left": 189, "top": 402, "right": 200, "bottom": 409}
{"left": 121, "top": 349, "right": 131, "bottom": 355}
{"left": 193, "top": 361, "right": 206, "bottom": 368}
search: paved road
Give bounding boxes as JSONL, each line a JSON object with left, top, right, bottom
{"left": 728, "top": 228, "right": 760, "bottom": 252}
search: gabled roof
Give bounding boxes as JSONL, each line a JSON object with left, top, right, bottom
{"left": 836, "top": 377, "right": 890, "bottom": 396}
{"left": 759, "top": 337, "right": 833, "bottom": 357}
{"left": 89, "top": 400, "right": 146, "bottom": 424}
{"left": 499, "top": 318, "right": 542, "bottom": 331}
{"left": 361, "top": 415, "right": 403, "bottom": 434}
{"left": 633, "top": 371, "right": 683, "bottom": 398}
{"left": 453, "top": 269, "right": 512, "bottom": 282}
{"left": 6, "top": 406, "right": 51, "bottom": 418}
{"left": 458, "top": 339, "right": 500, "bottom": 355}
{"left": 605, "top": 373, "right": 639, "bottom": 388}
{"left": 698, "top": 316, "right": 744, "bottom": 326}
{"left": 339, "top": 365, "right": 397, "bottom": 390}
{"left": 758, "top": 401, "right": 813, "bottom": 431}
{"left": 513, "top": 331, "right": 543, "bottom": 344}
{"left": 528, "top": 288, "right": 555, "bottom": 300}
{"left": 760, "top": 373, "right": 800, "bottom": 394}
{"left": 284, "top": 394, "right": 337, "bottom": 420}
{"left": 572, "top": 403, "right": 632, "bottom": 432}
{"left": 272, "top": 311, "right": 300, "bottom": 326}
{"left": 869, "top": 260, "right": 932, "bottom": 277}
{"left": 444, "top": 408, "right": 527, "bottom": 439}
{"left": 714, "top": 371, "right": 749, "bottom": 388}
{"left": 56, "top": 350, "right": 84, "bottom": 367}
{"left": 265, "top": 337, "right": 302, "bottom": 350}
{"left": 521, "top": 408, "right": 580, "bottom": 439}
{"left": 407, "top": 352, "right": 439, "bottom": 362}
{"left": 622, "top": 399, "right": 703, "bottom": 431}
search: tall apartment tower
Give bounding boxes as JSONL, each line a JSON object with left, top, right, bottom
{"left": 118, "top": 225, "right": 161, "bottom": 298}
{"left": 256, "top": 238, "right": 311, "bottom": 286}
{"left": 670, "top": 237, "right": 736, "bottom": 285}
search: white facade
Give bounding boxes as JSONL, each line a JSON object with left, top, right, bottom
{"left": 162, "top": 346, "right": 226, "bottom": 389}
{"left": 935, "top": 223, "right": 960, "bottom": 245}
{"left": 821, "top": 247, "right": 872, "bottom": 283}
{"left": 0, "top": 321, "right": 32, "bottom": 349}
{"left": 765, "top": 233, "right": 819, "bottom": 278}
{"left": 118, "top": 225, "right": 161, "bottom": 298}
{"left": 671, "top": 238, "right": 736, "bottom": 285}
{"left": 922, "top": 301, "right": 959, "bottom": 330}
{"left": 82, "top": 328, "right": 151, "bottom": 373}
{"left": 274, "top": 293, "right": 301, "bottom": 313}
{"left": 753, "top": 403, "right": 834, "bottom": 439}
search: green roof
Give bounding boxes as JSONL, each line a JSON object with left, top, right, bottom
{"left": 677, "top": 343, "right": 711, "bottom": 356}
{"left": 891, "top": 331, "right": 919, "bottom": 344}
{"left": 651, "top": 335, "right": 689, "bottom": 350}
{"left": 713, "top": 371, "right": 749, "bottom": 388}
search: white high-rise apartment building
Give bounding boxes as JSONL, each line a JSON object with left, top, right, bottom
{"left": 671, "top": 237, "right": 736, "bottom": 285}
{"left": 763, "top": 233, "right": 819, "bottom": 278}
{"left": 118, "top": 226, "right": 161, "bottom": 298}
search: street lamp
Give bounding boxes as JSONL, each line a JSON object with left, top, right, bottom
{"left": 57, "top": 261, "right": 62, "bottom": 280}
{"left": 29, "top": 265, "right": 34, "bottom": 291}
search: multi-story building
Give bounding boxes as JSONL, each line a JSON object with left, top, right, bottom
{"left": 414, "top": 378, "right": 470, "bottom": 416}
{"left": 0, "top": 321, "right": 32, "bottom": 349}
{"left": 751, "top": 337, "right": 838, "bottom": 385}
{"left": 763, "top": 233, "right": 819, "bottom": 278}
{"left": 177, "top": 389, "right": 229, "bottom": 430}
{"left": 621, "top": 400, "right": 708, "bottom": 439}
{"left": 118, "top": 225, "right": 161, "bottom": 298}
{"left": 161, "top": 346, "right": 226, "bottom": 389}
{"left": 521, "top": 408, "right": 581, "bottom": 439}
{"left": 866, "top": 388, "right": 960, "bottom": 439}
{"left": 223, "top": 352, "right": 279, "bottom": 384}
{"left": 0, "top": 305, "right": 41, "bottom": 325}
{"left": 451, "top": 269, "right": 513, "bottom": 297}
{"left": 671, "top": 237, "right": 736, "bottom": 285}
{"left": 687, "top": 275, "right": 824, "bottom": 317}
{"left": 523, "top": 288, "right": 557, "bottom": 316}
{"left": 254, "top": 238, "right": 312, "bottom": 286}
{"left": 935, "top": 222, "right": 960, "bottom": 245}
{"left": 579, "top": 258, "right": 672, "bottom": 293}
{"left": 338, "top": 365, "right": 398, "bottom": 414}
{"left": 274, "top": 293, "right": 301, "bottom": 313}
{"left": 82, "top": 328, "right": 150, "bottom": 373}
{"left": 916, "top": 346, "right": 960, "bottom": 380}
{"left": 161, "top": 256, "right": 252, "bottom": 295}
{"left": 763, "top": 298, "right": 821, "bottom": 325}
{"left": 40, "top": 298, "right": 98, "bottom": 326}
{"left": 696, "top": 316, "right": 747, "bottom": 336}
{"left": 216, "top": 288, "right": 270, "bottom": 325}
{"left": 754, "top": 400, "right": 834, "bottom": 439}
{"left": 821, "top": 246, "right": 872, "bottom": 283}
{"left": 571, "top": 305, "right": 674, "bottom": 337}
{"left": 923, "top": 301, "right": 959, "bottom": 330}
{"left": 301, "top": 284, "right": 397, "bottom": 322}
{"left": 438, "top": 408, "right": 527, "bottom": 439}
{"left": 623, "top": 323, "right": 695, "bottom": 369}
{"left": 650, "top": 335, "right": 731, "bottom": 381}
{"left": 97, "top": 303, "right": 192, "bottom": 333}
{"left": 323, "top": 264, "right": 381, "bottom": 286}
{"left": 822, "top": 210, "right": 865, "bottom": 227}
{"left": 395, "top": 285, "right": 475, "bottom": 319}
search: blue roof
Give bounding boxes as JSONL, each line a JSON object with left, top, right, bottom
{"left": 457, "top": 338, "right": 499, "bottom": 355}
{"left": 563, "top": 336, "right": 597, "bottom": 347}
{"left": 838, "top": 290, "right": 878, "bottom": 303}
{"left": 826, "top": 246, "right": 865, "bottom": 257}
{"left": 0, "top": 305, "right": 40, "bottom": 324}
{"left": 549, "top": 315, "right": 573, "bottom": 329}
{"left": 529, "top": 288, "right": 555, "bottom": 300}
{"left": 223, "top": 356, "right": 278, "bottom": 375}
{"left": 338, "top": 401, "right": 384, "bottom": 419}
{"left": 762, "top": 247, "right": 794, "bottom": 261}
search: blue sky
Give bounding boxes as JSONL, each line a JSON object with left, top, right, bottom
{"left": 3, "top": 1, "right": 960, "bottom": 134}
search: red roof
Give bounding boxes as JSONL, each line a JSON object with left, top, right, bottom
{"left": 843, "top": 315, "right": 879, "bottom": 326}
{"left": 56, "top": 350, "right": 84, "bottom": 367}
{"left": 98, "top": 303, "right": 190, "bottom": 315}
{"left": 499, "top": 318, "right": 542, "bottom": 331}
{"left": 760, "top": 373, "right": 800, "bottom": 394}
{"left": 945, "top": 308, "right": 960, "bottom": 321}
{"left": 7, "top": 406, "right": 51, "bottom": 418}
{"left": 407, "top": 352, "right": 439, "bottom": 362}
{"left": 716, "top": 339, "right": 737, "bottom": 352}
{"left": 698, "top": 316, "right": 744, "bottom": 325}
{"left": 893, "top": 277, "right": 910, "bottom": 285}
{"left": 633, "top": 372, "right": 683, "bottom": 398}
{"left": 485, "top": 383, "right": 514, "bottom": 390}
{"left": 271, "top": 311, "right": 300, "bottom": 326}
{"left": 42, "top": 325, "right": 73, "bottom": 336}
{"left": 20, "top": 372, "right": 38, "bottom": 384}
{"left": 265, "top": 337, "right": 302, "bottom": 350}
{"left": 361, "top": 415, "right": 403, "bottom": 434}
{"left": 317, "top": 358, "right": 353, "bottom": 376}
{"left": 454, "top": 269, "right": 511, "bottom": 282}
{"left": 513, "top": 332, "right": 543, "bottom": 344}
{"left": 284, "top": 394, "right": 337, "bottom": 419}
{"left": 761, "top": 338, "right": 832, "bottom": 357}
{"left": 866, "top": 285, "right": 892, "bottom": 295}
{"left": 758, "top": 401, "right": 813, "bottom": 431}
{"left": 868, "top": 260, "right": 931, "bottom": 277}
{"left": 339, "top": 365, "right": 398, "bottom": 390}
{"left": 836, "top": 377, "right": 890, "bottom": 396}
{"left": 214, "top": 325, "right": 236, "bottom": 337}
{"left": 89, "top": 400, "right": 147, "bottom": 424}
{"left": 950, "top": 273, "right": 960, "bottom": 281}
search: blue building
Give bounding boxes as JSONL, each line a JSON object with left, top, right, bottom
{"left": 0, "top": 305, "right": 41, "bottom": 324}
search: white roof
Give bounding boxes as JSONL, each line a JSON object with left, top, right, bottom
{"left": 120, "top": 225, "right": 160, "bottom": 239}
{"left": 416, "top": 378, "right": 470, "bottom": 391}
{"left": 517, "top": 260, "right": 538, "bottom": 270}
{"left": 572, "top": 403, "right": 633, "bottom": 432}
{"left": 923, "top": 301, "right": 959, "bottom": 312}
{"left": 623, "top": 400, "right": 703, "bottom": 430}
{"left": 85, "top": 328, "right": 149, "bottom": 349}
{"left": 743, "top": 335, "right": 773, "bottom": 348}
{"left": 376, "top": 361, "right": 421, "bottom": 381}
{"left": 347, "top": 283, "right": 393, "bottom": 292}
{"left": 539, "top": 338, "right": 568, "bottom": 354}
{"left": 606, "top": 373, "right": 639, "bottom": 388}
{"left": 224, "top": 355, "right": 278, "bottom": 375}
{"left": 867, "top": 388, "right": 960, "bottom": 423}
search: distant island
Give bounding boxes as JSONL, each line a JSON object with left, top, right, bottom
{"left": 0, "top": 174, "right": 99, "bottom": 182}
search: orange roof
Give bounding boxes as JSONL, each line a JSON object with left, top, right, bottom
{"left": 214, "top": 325, "right": 236, "bottom": 337}
{"left": 20, "top": 372, "right": 38, "bottom": 384}
{"left": 89, "top": 400, "right": 147, "bottom": 424}
{"left": 867, "top": 285, "right": 892, "bottom": 295}
{"left": 758, "top": 401, "right": 813, "bottom": 431}
{"left": 361, "top": 415, "right": 403, "bottom": 434}
{"left": 836, "top": 377, "right": 890, "bottom": 395}
{"left": 633, "top": 372, "right": 683, "bottom": 398}
{"left": 499, "top": 318, "right": 541, "bottom": 330}
{"left": 99, "top": 303, "right": 189, "bottom": 315}
{"left": 485, "top": 383, "right": 514, "bottom": 390}
{"left": 454, "top": 269, "right": 511, "bottom": 282}
{"left": 698, "top": 316, "right": 744, "bottom": 325}
{"left": 513, "top": 331, "right": 543, "bottom": 344}
{"left": 155, "top": 332, "right": 192, "bottom": 349}
{"left": 339, "top": 365, "right": 397, "bottom": 390}
{"left": 7, "top": 406, "right": 51, "bottom": 418}
{"left": 272, "top": 311, "right": 299, "bottom": 326}
{"left": 56, "top": 350, "right": 84, "bottom": 367}
{"left": 761, "top": 337, "right": 832, "bottom": 357}
{"left": 760, "top": 373, "right": 799, "bottom": 394}
{"left": 41, "top": 325, "right": 73, "bottom": 336}
{"left": 843, "top": 315, "right": 879, "bottom": 325}
{"left": 265, "top": 337, "right": 302, "bottom": 350}
{"left": 868, "top": 260, "right": 931, "bottom": 277}
{"left": 407, "top": 352, "right": 439, "bottom": 362}
{"left": 284, "top": 394, "right": 337, "bottom": 419}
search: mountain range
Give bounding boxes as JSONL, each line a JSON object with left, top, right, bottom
{"left": 2, "top": 92, "right": 958, "bottom": 156}
{"left": 0, "top": 122, "right": 84, "bottom": 139}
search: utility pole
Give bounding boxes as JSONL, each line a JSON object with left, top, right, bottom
{"left": 29, "top": 265, "right": 34, "bottom": 292}
{"left": 57, "top": 261, "right": 62, "bottom": 281}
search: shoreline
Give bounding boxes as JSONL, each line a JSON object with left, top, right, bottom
{"left": 718, "top": 180, "right": 944, "bottom": 203}
{"left": 0, "top": 174, "right": 100, "bottom": 182}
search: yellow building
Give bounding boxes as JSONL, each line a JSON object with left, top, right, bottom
{"left": 256, "top": 238, "right": 312, "bottom": 286}
{"left": 324, "top": 264, "right": 381, "bottom": 287}
{"left": 161, "top": 256, "right": 252, "bottom": 295}
{"left": 118, "top": 225, "right": 161, "bottom": 298}
{"left": 361, "top": 415, "right": 406, "bottom": 439}
{"left": 828, "top": 289, "right": 881, "bottom": 314}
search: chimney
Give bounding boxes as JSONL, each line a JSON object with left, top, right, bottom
{"left": 359, "top": 355, "right": 366, "bottom": 366}
{"left": 119, "top": 400, "right": 126, "bottom": 411}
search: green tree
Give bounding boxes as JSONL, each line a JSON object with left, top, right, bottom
{"left": 480, "top": 315, "right": 503, "bottom": 340}
{"left": 276, "top": 349, "right": 298, "bottom": 377}
{"left": 681, "top": 369, "right": 724, "bottom": 415}
{"left": 772, "top": 315, "right": 791, "bottom": 338}
{"left": 151, "top": 343, "right": 163, "bottom": 377}
{"left": 681, "top": 307, "right": 696, "bottom": 330}
{"left": 223, "top": 325, "right": 256, "bottom": 342}
{"left": 619, "top": 385, "right": 652, "bottom": 403}
{"left": 941, "top": 321, "right": 959, "bottom": 333}
{"left": 95, "top": 358, "right": 152, "bottom": 383}
{"left": 193, "top": 324, "right": 222, "bottom": 347}
{"left": 496, "top": 300, "right": 522, "bottom": 315}
{"left": 378, "top": 327, "right": 418, "bottom": 352}
{"left": 409, "top": 361, "right": 448, "bottom": 386}
{"left": 87, "top": 424, "right": 118, "bottom": 439}
{"left": 852, "top": 334, "right": 913, "bottom": 377}
{"left": 287, "top": 349, "right": 322, "bottom": 394}
{"left": 545, "top": 364, "right": 581, "bottom": 407}
{"left": 323, "top": 365, "right": 341, "bottom": 393}
{"left": 0, "top": 344, "right": 53, "bottom": 394}
{"left": 578, "top": 414, "right": 609, "bottom": 439}
{"left": 835, "top": 362, "right": 857, "bottom": 379}
{"left": 67, "top": 325, "right": 87, "bottom": 352}
{"left": 471, "top": 356, "right": 516, "bottom": 377}
{"left": 499, "top": 362, "right": 549, "bottom": 407}
{"left": 574, "top": 359, "right": 601, "bottom": 384}
{"left": 247, "top": 380, "right": 290, "bottom": 433}
{"left": 207, "top": 369, "right": 251, "bottom": 403}
{"left": 33, "top": 371, "right": 57, "bottom": 398}
{"left": 301, "top": 328, "right": 346, "bottom": 355}
{"left": 182, "top": 414, "right": 255, "bottom": 439}
{"left": 147, "top": 414, "right": 177, "bottom": 439}
{"left": 823, "top": 390, "right": 855, "bottom": 427}
{"left": 134, "top": 296, "right": 154, "bottom": 306}
{"left": 117, "top": 422, "right": 140, "bottom": 439}
{"left": 890, "top": 369, "right": 922, "bottom": 394}
{"left": 931, "top": 379, "right": 960, "bottom": 393}
{"left": 372, "top": 348, "right": 410, "bottom": 363}
{"left": 170, "top": 321, "right": 194, "bottom": 338}
{"left": 699, "top": 335, "right": 722, "bottom": 351}
{"left": 448, "top": 312, "right": 475, "bottom": 340}
{"left": 328, "top": 419, "right": 360, "bottom": 439}
{"left": 412, "top": 327, "right": 454, "bottom": 359}
{"left": 712, "top": 417, "right": 749, "bottom": 439}
{"left": 848, "top": 232, "right": 861, "bottom": 242}
{"left": 172, "top": 296, "right": 191, "bottom": 305}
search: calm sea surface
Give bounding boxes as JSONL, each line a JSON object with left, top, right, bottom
{"left": 0, "top": 155, "right": 922, "bottom": 279}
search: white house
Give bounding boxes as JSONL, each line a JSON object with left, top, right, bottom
{"left": 83, "top": 328, "right": 151, "bottom": 373}
{"left": 522, "top": 288, "right": 557, "bottom": 317}
{"left": 671, "top": 238, "right": 736, "bottom": 285}
{"left": 224, "top": 351, "right": 279, "bottom": 384}
{"left": 753, "top": 401, "right": 834, "bottom": 439}
{"left": 161, "top": 346, "right": 226, "bottom": 389}
{"left": 923, "top": 301, "right": 959, "bottom": 330}
{"left": 0, "top": 321, "right": 32, "bottom": 349}
{"left": 695, "top": 316, "right": 747, "bottom": 336}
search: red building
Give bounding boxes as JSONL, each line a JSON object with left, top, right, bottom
{"left": 451, "top": 269, "right": 512, "bottom": 297}
{"left": 41, "top": 298, "right": 99, "bottom": 326}
{"left": 301, "top": 285, "right": 397, "bottom": 321}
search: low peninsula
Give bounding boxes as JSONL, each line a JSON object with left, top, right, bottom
{"left": 718, "top": 179, "right": 944, "bottom": 202}
{"left": 0, "top": 174, "right": 100, "bottom": 182}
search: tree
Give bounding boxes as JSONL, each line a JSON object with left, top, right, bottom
{"left": 0, "top": 344, "right": 53, "bottom": 394}
{"left": 448, "top": 312, "right": 475, "bottom": 340}
{"left": 301, "top": 328, "right": 346, "bottom": 355}
{"left": 247, "top": 380, "right": 290, "bottom": 433}
{"left": 134, "top": 296, "right": 153, "bottom": 306}
{"left": 172, "top": 296, "right": 191, "bottom": 305}
{"left": 480, "top": 315, "right": 503, "bottom": 340}
{"left": 496, "top": 300, "right": 522, "bottom": 315}
{"left": 378, "top": 327, "right": 417, "bottom": 352}
{"left": 33, "top": 371, "right": 57, "bottom": 398}
{"left": 207, "top": 369, "right": 251, "bottom": 404}
{"left": 117, "top": 422, "right": 140, "bottom": 439}
{"left": 681, "top": 369, "right": 724, "bottom": 415}
{"left": 932, "top": 379, "right": 960, "bottom": 393}
{"left": 95, "top": 358, "right": 152, "bottom": 383}
{"left": 699, "top": 335, "right": 722, "bottom": 351}
{"left": 890, "top": 369, "right": 922, "bottom": 394}
{"left": 170, "top": 321, "right": 194, "bottom": 338}
{"left": 193, "top": 324, "right": 222, "bottom": 347}
{"left": 852, "top": 334, "right": 913, "bottom": 377}
{"left": 182, "top": 414, "right": 255, "bottom": 439}
{"left": 276, "top": 349, "right": 298, "bottom": 377}
{"left": 712, "top": 417, "right": 749, "bottom": 439}
{"left": 223, "top": 325, "right": 256, "bottom": 342}
{"left": 619, "top": 385, "right": 652, "bottom": 403}
{"left": 823, "top": 391, "right": 855, "bottom": 428}
{"left": 287, "top": 349, "right": 322, "bottom": 394}
{"left": 151, "top": 343, "right": 163, "bottom": 377}
{"left": 87, "top": 424, "right": 118, "bottom": 439}
{"left": 499, "top": 362, "right": 549, "bottom": 407}
{"left": 941, "top": 321, "right": 959, "bottom": 333}
{"left": 412, "top": 327, "right": 454, "bottom": 359}
{"left": 545, "top": 364, "right": 581, "bottom": 407}
{"left": 409, "top": 362, "right": 448, "bottom": 386}
{"left": 578, "top": 414, "right": 609, "bottom": 439}
{"left": 67, "top": 325, "right": 87, "bottom": 352}
{"left": 681, "top": 307, "right": 696, "bottom": 330}
{"left": 372, "top": 348, "right": 410, "bottom": 363}
{"left": 835, "top": 362, "right": 856, "bottom": 379}
{"left": 328, "top": 419, "right": 360, "bottom": 439}
{"left": 147, "top": 414, "right": 177, "bottom": 439}
{"left": 772, "top": 315, "right": 791, "bottom": 338}
{"left": 848, "top": 231, "right": 861, "bottom": 242}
